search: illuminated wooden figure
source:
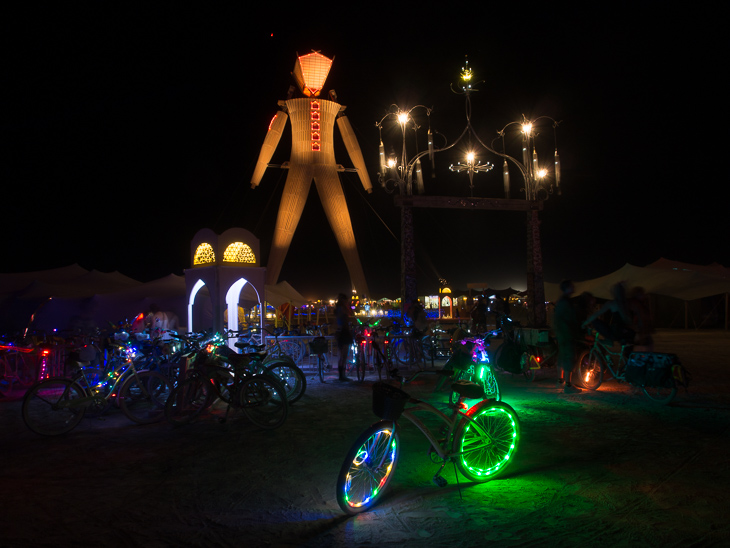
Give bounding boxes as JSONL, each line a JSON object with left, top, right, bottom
{"left": 251, "top": 52, "right": 372, "bottom": 298}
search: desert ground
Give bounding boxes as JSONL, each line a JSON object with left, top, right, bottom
{"left": 1, "top": 329, "right": 729, "bottom": 547}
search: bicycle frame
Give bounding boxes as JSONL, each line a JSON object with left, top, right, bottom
{"left": 586, "top": 336, "right": 629, "bottom": 379}
{"left": 76, "top": 361, "right": 134, "bottom": 401}
{"left": 398, "top": 399, "right": 471, "bottom": 461}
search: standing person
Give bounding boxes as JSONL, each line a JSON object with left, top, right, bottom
{"left": 470, "top": 296, "right": 487, "bottom": 334}
{"left": 628, "top": 286, "right": 654, "bottom": 351}
{"left": 335, "top": 293, "right": 353, "bottom": 382}
{"left": 554, "top": 280, "right": 582, "bottom": 393}
{"left": 582, "top": 282, "right": 634, "bottom": 346}
{"left": 409, "top": 300, "right": 428, "bottom": 336}
{"left": 408, "top": 300, "right": 429, "bottom": 366}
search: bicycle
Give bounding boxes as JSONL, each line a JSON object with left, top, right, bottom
{"left": 576, "top": 328, "right": 688, "bottom": 405}
{"left": 442, "top": 337, "right": 500, "bottom": 405}
{"left": 164, "top": 340, "right": 288, "bottom": 429}
{"left": 519, "top": 331, "right": 559, "bottom": 383}
{"left": 491, "top": 315, "right": 536, "bottom": 381}
{"left": 222, "top": 331, "right": 307, "bottom": 403}
{"left": 269, "top": 327, "right": 305, "bottom": 364}
{"left": 370, "top": 325, "right": 399, "bottom": 381}
{"left": 0, "top": 341, "right": 35, "bottom": 396}
{"left": 348, "top": 322, "right": 369, "bottom": 382}
{"left": 21, "top": 343, "right": 173, "bottom": 435}
{"left": 336, "top": 373, "right": 521, "bottom": 514}
{"left": 308, "top": 336, "right": 330, "bottom": 383}
{"left": 420, "top": 323, "right": 454, "bottom": 365}
{"left": 390, "top": 326, "right": 428, "bottom": 370}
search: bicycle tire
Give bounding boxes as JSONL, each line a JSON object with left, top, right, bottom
{"left": 119, "top": 371, "right": 172, "bottom": 424}
{"left": 420, "top": 335, "right": 434, "bottom": 362}
{"left": 392, "top": 338, "right": 413, "bottom": 366}
{"left": 318, "top": 355, "right": 325, "bottom": 383}
{"left": 238, "top": 375, "right": 288, "bottom": 429}
{"left": 263, "top": 362, "right": 306, "bottom": 404}
{"left": 519, "top": 352, "right": 536, "bottom": 382}
{"left": 22, "top": 378, "right": 86, "bottom": 436}
{"left": 374, "top": 349, "right": 383, "bottom": 381}
{"left": 642, "top": 377, "right": 677, "bottom": 405}
{"left": 165, "top": 374, "right": 212, "bottom": 425}
{"left": 453, "top": 400, "right": 520, "bottom": 482}
{"left": 278, "top": 340, "right": 304, "bottom": 364}
{"left": 336, "top": 421, "right": 400, "bottom": 515}
{"left": 576, "top": 350, "right": 604, "bottom": 390}
{"left": 71, "top": 367, "right": 113, "bottom": 417}
{"left": 356, "top": 346, "right": 366, "bottom": 382}
{"left": 208, "top": 365, "right": 236, "bottom": 404}
{"left": 491, "top": 344, "right": 505, "bottom": 373}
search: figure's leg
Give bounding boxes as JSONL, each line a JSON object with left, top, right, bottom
{"left": 313, "top": 167, "right": 370, "bottom": 298}
{"left": 266, "top": 166, "right": 313, "bottom": 286}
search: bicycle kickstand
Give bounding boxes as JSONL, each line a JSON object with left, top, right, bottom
{"left": 432, "top": 462, "right": 448, "bottom": 488}
{"left": 219, "top": 402, "right": 232, "bottom": 424}
{"left": 432, "top": 460, "right": 464, "bottom": 501}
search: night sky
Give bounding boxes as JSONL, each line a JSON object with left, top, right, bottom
{"left": 2, "top": 5, "right": 722, "bottom": 300}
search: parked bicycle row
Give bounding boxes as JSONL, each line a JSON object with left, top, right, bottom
{"left": 18, "top": 308, "right": 691, "bottom": 441}
{"left": 19, "top": 325, "right": 313, "bottom": 436}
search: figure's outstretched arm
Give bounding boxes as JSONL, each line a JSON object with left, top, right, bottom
{"left": 250, "top": 110, "right": 288, "bottom": 189}
{"left": 336, "top": 114, "right": 373, "bottom": 193}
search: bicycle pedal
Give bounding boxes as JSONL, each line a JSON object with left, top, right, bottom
{"left": 432, "top": 475, "right": 448, "bottom": 488}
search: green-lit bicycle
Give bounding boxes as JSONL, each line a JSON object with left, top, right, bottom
{"left": 336, "top": 372, "right": 520, "bottom": 515}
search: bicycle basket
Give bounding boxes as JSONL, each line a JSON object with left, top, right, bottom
{"left": 372, "top": 382, "right": 410, "bottom": 421}
{"left": 308, "top": 337, "right": 328, "bottom": 354}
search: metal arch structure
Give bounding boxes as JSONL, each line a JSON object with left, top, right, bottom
{"left": 250, "top": 52, "right": 373, "bottom": 299}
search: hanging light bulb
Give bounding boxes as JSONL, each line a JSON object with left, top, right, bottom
{"left": 387, "top": 149, "right": 398, "bottom": 177}
{"left": 415, "top": 158, "right": 424, "bottom": 194}
{"left": 522, "top": 137, "right": 530, "bottom": 170}
{"left": 428, "top": 128, "right": 435, "bottom": 175}
{"left": 502, "top": 159, "right": 510, "bottom": 199}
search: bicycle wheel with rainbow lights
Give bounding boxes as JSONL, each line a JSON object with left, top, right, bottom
{"left": 336, "top": 421, "right": 400, "bottom": 515}
{"left": 453, "top": 400, "right": 520, "bottom": 482}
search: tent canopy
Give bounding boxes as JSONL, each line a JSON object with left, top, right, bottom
{"left": 545, "top": 259, "right": 730, "bottom": 302}
{"left": 264, "top": 281, "right": 307, "bottom": 308}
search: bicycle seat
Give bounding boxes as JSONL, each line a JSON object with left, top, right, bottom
{"left": 451, "top": 379, "right": 485, "bottom": 400}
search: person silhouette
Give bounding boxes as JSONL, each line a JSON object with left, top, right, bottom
{"left": 554, "top": 280, "right": 582, "bottom": 393}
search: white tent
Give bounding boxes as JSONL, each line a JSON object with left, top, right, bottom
{"left": 264, "top": 281, "right": 307, "bottom": 308}
{"left": 545, "top": 259, "right": 730, "bottom": 329}
{"left": 0, "top": 266, "right": 187, "bottom": 334}
{"left": 545, "top": 260, "right": 730, "bottom": 302}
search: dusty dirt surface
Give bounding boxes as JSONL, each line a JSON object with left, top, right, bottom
{"left": 2, "top": 329, "right": 729, "bottom": 547}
